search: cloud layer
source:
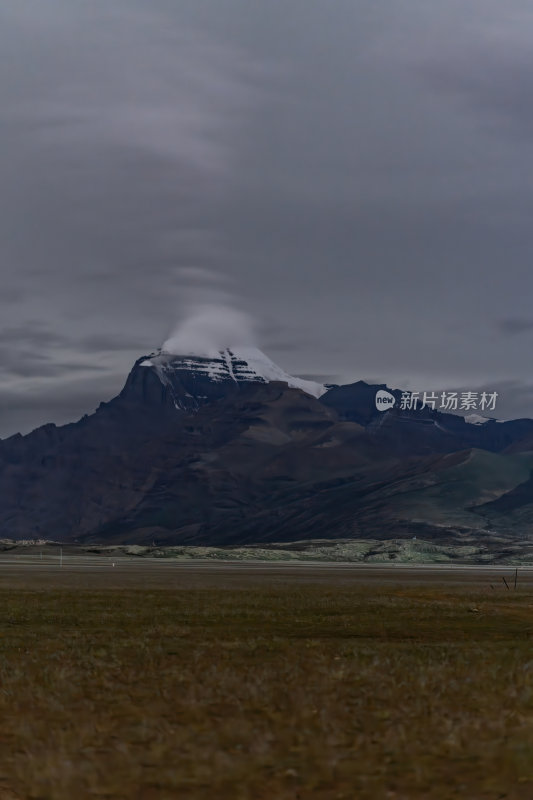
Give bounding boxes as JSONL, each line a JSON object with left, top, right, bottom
{"left": 163, "top": 305, "right": 257, "bottom": 358}
{"left": 2, "top": 0, "right": 533, "bottom": 435}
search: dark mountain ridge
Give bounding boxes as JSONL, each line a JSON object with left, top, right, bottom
{"left": 1, "top": 347, "right": 532, "bottom": 544}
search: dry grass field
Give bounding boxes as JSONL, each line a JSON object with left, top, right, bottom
{"left": 0, "top": 566, "right": 533, "bottom": 799}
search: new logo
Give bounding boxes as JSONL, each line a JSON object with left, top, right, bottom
{"left": 375, "top": 390, "right": 396, "bottom": 411}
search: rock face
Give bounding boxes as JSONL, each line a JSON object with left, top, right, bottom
{"left": 1, "top": 347, "right": 533, "bottom": 544}
{"left": 128, "top": 347, "right": 326, "bottom": 410}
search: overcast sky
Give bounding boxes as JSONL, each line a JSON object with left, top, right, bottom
{"left": 2, "top": 0, "right": 533, "bottom": 436}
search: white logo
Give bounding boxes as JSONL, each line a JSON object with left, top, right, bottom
{"left": 375, "top": 390, "right": 396, "bottom": 411}
{"left": 398, "top": 390, "right": 498, "bottom": 412}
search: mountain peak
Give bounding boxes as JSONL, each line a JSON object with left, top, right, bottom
{"left": 138, "top": 346, "right": 326, "bottom": 404}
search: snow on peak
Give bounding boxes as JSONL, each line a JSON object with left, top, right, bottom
{"left": 154, "top": 306, "right": 326, "bottom": 397}
{"left": 227, "top": 346, "right": 326, "bottom": 398}
{"left": 464, "top": 413, "right": 491, "bottom": 425}
{"left": 141, "top": 346, "right": 326, "bottom": 399}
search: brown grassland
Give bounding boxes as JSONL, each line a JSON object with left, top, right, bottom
{"left": 0, "top": 567, "right": 533, "bottom": 799}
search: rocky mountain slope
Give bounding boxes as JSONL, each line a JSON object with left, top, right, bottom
{"left": 1, "top": 346, "right": 532, "bottom": 544}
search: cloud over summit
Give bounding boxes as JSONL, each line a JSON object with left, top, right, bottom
{"left": 163, "top": 305, "right": 257, "bottom": 358}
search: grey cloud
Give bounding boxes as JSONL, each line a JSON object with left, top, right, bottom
{"left": 76, "top": 334, "right": 154, "bottom": 354}
{"left": 297, "top": 374, "right": 339, "bottom": 384}
{"left": 415, "top": 41, "right": 533, "bottom": 140}
{"left": 2, "top": 0, "right": 533, "bottom": 434}
{"left": 497, "top": 319, "right": 533, "bottom": 336}
{"left": 0, "top": 323, "right": 68, "bottom": 347}
{"left": 0, "top": 361, "right": 107, "bottom": 379}
{"left": 0, "top": 344, "right": 110, "bottom": 378}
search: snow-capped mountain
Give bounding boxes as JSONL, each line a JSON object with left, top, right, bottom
{"left": 3, "top": 342, "right": 533, "bottom": 545}
{"left": 135, "top": 346, "right": 326, "bottom": 410}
